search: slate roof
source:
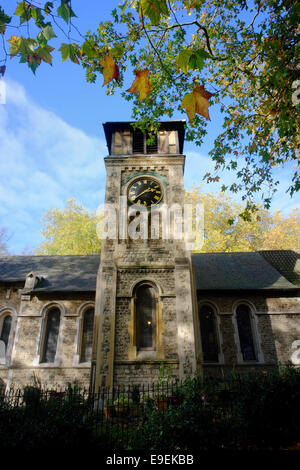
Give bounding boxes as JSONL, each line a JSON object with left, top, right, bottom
{"left": 0, "top": 251, "right": 298, "bottom": 292}
{"left": 0, "top": 255, "right": 100, "bottom": 292}
{"left": 259, "top": 250, "right": 300, "bottom": 286}
{"left": 191, "top": 252, "right": 298, "bottom": 290}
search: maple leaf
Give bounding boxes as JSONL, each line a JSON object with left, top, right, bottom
{"left": 7, "top": 35, "right": 22, "bottom": 57}
{"left": 99, "top": 52, "right": 120, "bottom": 86}
{"left": 35, "top": 45, "right": 55, "bottom": 65}
{"left": 126, "top": 69, "right": 152, "bottom": 102}
{"left": 181, "top": 84, "right": 215, "bottom": 121}
{"left": 139, "top": 0, "right": 168, "bottom": 25}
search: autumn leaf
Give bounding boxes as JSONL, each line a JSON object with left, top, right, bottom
{"left": 126, "top": 69, "right": 151, "bottom": 102}
{"left": 182, "top": 84, "right": 215, "bottom": 121}
{"left": 35, "top": 45, "right": 55, "bottom": 65}
{"left": 8, "top": 35, "right": 22, "bottom": 57}
{"left": 99, "top": 52, "right": 120, "bottom": 86}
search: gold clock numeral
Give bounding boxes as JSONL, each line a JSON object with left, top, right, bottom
{"left": 154, "top": 195, "right": 159, "bottom": 200}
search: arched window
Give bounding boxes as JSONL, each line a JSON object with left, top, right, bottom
{"left": 41, "top": 308, "right": 61, "bottom": 363}
{"left": 236, "top": 304, "right": 256, "bottom": 361}
{"left": 199, "top": 304, "right": 219, "bottom": 362}
{"left": 0, "top": 315, "right": 12, "bottom": 349}
{"left": 80, "top": 308, "right": 94, "bottom": 363}
{"left": 135, "top": 283, "right": 157, "bottom": 350}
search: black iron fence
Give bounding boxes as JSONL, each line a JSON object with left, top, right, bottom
{"left": 0, "top": 382, "right": 191, "bottom": 449}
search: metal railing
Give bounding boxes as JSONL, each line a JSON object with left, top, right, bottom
{"left": 0, "top": 382, "right": 187, "bottom": 449}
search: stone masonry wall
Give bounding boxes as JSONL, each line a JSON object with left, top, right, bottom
{"left": 199, "top": 291, "right": 300, "bottom": 379}
{"left": 0, "top": 288, "right": 95, "bottom": 390}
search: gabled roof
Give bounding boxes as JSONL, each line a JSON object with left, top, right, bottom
{"left": 0, "top": 251, "right": 298, "bottom": 293}
{"left": 191, "top": 252, "right": 298, "bottom": 290}
{"left": 0, "top": 255, "right": 100, "bottom": 292}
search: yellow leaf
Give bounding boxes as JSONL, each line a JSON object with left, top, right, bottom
{"left": 8, "top": 35, "right": 22, "bottom": 57}
{"left": 126, "top": 69, "right": 152, "bottom": 102}
{"left": 181, "top": 84, "right": 215, "bottom": 121}
{"left": 181, "top": 92, "right": 195, "bottom": 121}
{"left": 99, "top": 52, "right": 120, "bottom": 86}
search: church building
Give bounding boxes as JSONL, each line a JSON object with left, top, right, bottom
{"left": 0, "top": 121, "right": 299, "bottom": 391}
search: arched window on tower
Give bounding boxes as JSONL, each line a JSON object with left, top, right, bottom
{"left": 41, "top": 308, "right": 61, "bottom": 363}
{"left": 80, "top": 307, "right": 94, "bottom": 363}
{"left": 135, "top": 283, "right": 157, "bottom": 351}
{"left": 236, "top": 304, "right": 257, "bottom": 361}
{"left": 199, "top": 304, "right": 219, "bottom": 362}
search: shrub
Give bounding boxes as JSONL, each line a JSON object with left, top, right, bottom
{"left": 131, "top": 365, "right": 300, "bottom": 451}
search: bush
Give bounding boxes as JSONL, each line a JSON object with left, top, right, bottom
{"left": 0, "top": 384, "right": 108, "bottom": 450}
{"left": 131, "top": 365, "right": 300, "bottom": 452}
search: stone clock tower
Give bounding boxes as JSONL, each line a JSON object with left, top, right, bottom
{"left": 91, "top": 121, "right": 201, "bottom": 391}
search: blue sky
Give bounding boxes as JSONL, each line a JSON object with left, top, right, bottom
{"left": 0, "top": 1, "right": 299, "bottom": 254}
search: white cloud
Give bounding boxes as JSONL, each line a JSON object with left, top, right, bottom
{"left": 0, "top": 80, "right": 106, "bottom": 254}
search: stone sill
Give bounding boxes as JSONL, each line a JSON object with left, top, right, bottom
{"left": 115, "top": 359, "right": 179, "bottom": 365}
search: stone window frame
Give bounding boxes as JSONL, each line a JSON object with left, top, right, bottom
{"left": 0, "top": 307, "right": 17, "bottom": 367}
{"left": 36, "top": 302, "right": 65, "bottom": 367}
{"left": 232, "top": 300, "right": 264, "bottom": 364}
{"left": 197, "top": 300, "right": 224, "bottom": 364}
{"left": 128, "top": 278, "right": 164, "bottom": 360}
{"left": 74, "top": 302, "right": 95, "bottom": 366}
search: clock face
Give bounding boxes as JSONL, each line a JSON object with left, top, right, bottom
{"left": 128, "top": 178, "right": 163, "bottom": 207}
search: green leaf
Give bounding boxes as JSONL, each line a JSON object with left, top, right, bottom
{"left": 120, "top": 0, "right": 129, "bottom": 15}
{"left": 0, "top": 7, "right": 12, "bottom": 33}
{"left": 44, "top": 2, "right": 54, "bottom": 15}
{"left": 139, "top": 0, "right": 168, "bottom": 25}
{"left": 15, "top": 1, "right": 33, "bottom": 24}
{"left": 35, "top": 45, "right": 54, "bottom": 64}
{"left": 57, "top": 1, "right": 77, "bottom": 24}
{"left": 59, "top": 43, "right": 80, "bottom": 64}
{"left": 42, "top": 24, "right": 57, "bottom": 40}
{"left": 176, "top": 49, "right": 193, "bottom": 73}
{"left": 81, "top": 39, "right": 98, "bottom": 58}
{"left": 176, "top": 48, "right": 211, "bottom": 73}
{"left": 14, "top": 1, "right": 27, "bottom": 16}
{"left": 111, "top": 44, "right": 124, "bottom": 59}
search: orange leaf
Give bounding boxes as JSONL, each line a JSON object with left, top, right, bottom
{"left": 126, "top": 69, "right": 152, "bottom": 102}
{"left": 181, "top": 84, "right": 215, "bottom": 121}
{"left": 99, "top": 52, "right": 120, "bottom": 86}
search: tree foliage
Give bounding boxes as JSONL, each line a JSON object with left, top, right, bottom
{"left": 1, "top": 1, "right": 299, "bottom": 216}
{"left": 35, "top": 192, "right": 300, "bottom": 255}
{"left": 186, "top": 186, "right": 300, "bottom": 252}
{"left": 36, "top": 198, "right": 102, "bottom": 255}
